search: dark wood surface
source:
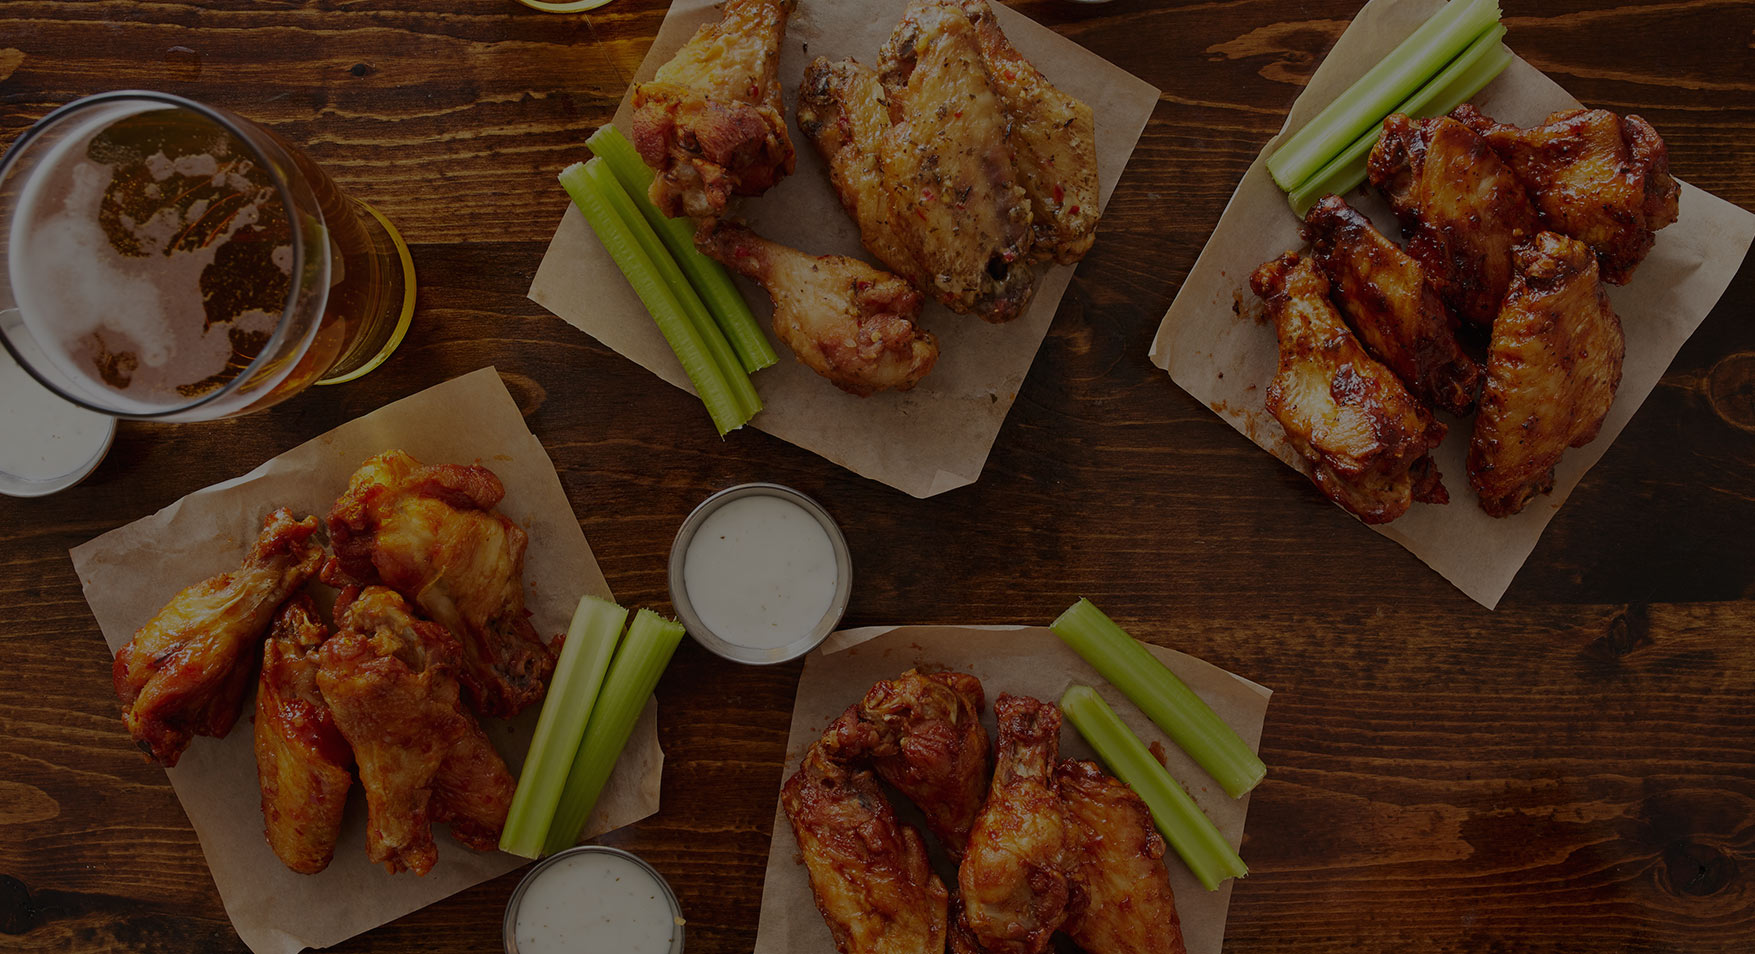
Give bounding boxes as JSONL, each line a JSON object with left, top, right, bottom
{"left": 3, "top": 0, "right": 1753, "bottom": 951}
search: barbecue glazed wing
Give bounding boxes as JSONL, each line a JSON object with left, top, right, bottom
{"left": 255, "top": 594, "right": 352, "bottom": 874}
{"left": 1057, "top": 760, "right": 1188, "bottom": 954}
{"left": 698, "top": 221, "right": 939, "bottom": 395}
{"left": 1303, "top": 196, "right": 1481, "bottom": 416}
{"left": 1453, "top": 104, "right": 1679, "bottom": 284}
{"left": 630, "top": 0, "right": 797, "bottom": 219}
{"left": 1468, "top": 232, "right": 1624, "bottom": 517}
{"left": 113, "top": 508, "right": 323, "bottom": 766}
{"left": 782, "top": 707, "right": 949, "bottom": 954}
{"left": 1252, "top": 252, "right": 1447, "bottom": 524}
{"left": 959, "top": 0, "right": 1099, "bottom": 264}
{"left": 1369, "top": 113, "right": 1538, "bottom": 326}
{"left": 324, "top": 450, "right": 554, "bottom": 718}
{"left": 858, "top": 669, "right": 989, "bottom": 856}
{"left": 957, "top": 694, "right": 1071, "bottom": 954}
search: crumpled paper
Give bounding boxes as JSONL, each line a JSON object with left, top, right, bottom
{"left": 1149, "top": 0, "right": 1755, "bottom": 608}
{"left": 69, "top": 367, "right": 662, "bottom": 954}
{"left": 755, "top": 624, "right": 1273, "bottom": 954}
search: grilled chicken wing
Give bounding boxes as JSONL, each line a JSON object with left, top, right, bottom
{"left": 957, "top": 694, "right": 1071, "bottom": 954}
{"left": 324, "top": 450, "right": 554, "bottom": 719}
{"left": 782, "top": 707, "right": 949, "bottom": 954}
{"left": 1303, "top": 196, "right": 1481, "bottom": 416}
{"left": 958, "top": 0, "right": 1099, "bottom": 264}
{"left": 858, "top": 669, "right": 989, "bottom": 856}
{"left": 1252, "top": 252, "right": 1447, "bottom": 524}
{"left": 1453, "top": 105, "right": 1679, "bottom": 284}
{"left": 1369, "top": 113, "right": 1538, "bottom": 327}
{"left": 1057, "top": 760, "right": 1188, "bottom": 954}
{"left": 112, "top": 508, "right": 323, "bottom": 766}
{"left": 698, "top": 221, "right": 939, "bottom": 395}
{"left": 1468, "top": 232, "right": 1624, "bottom": 517}
{"left": 630, "top": 0, "right": 797, "bottom": 219}
{"left": 255, "top": 594, "right": 352, "bottom": 874}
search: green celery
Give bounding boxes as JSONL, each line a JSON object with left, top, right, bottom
{"left": 1267, "top": 0, "right": 1502, "bottom": 191}
{"left": 1052, "top": 599, "right": 1266, "bottom": 798}
{"left": 1061, "top": 685, "right": 1248, "bottom": 891}
{"left": 1289, "top": 24, "right": 1512, "bottom": 215}
{"left": 558, "top": 161, "right": 751, "bottom": 435}
{"left": 499, "top": 595, "right": 629, "bottom": 859}
{"left": 586, "top": 125, "right": 779, "bottom": 374}
{"left": 542, "top": 609, "right": 686, "bottom": 856}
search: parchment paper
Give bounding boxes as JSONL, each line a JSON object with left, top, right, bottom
{"left": 1148, "top": 0, "right": 1755, "bottom": 609}
{"left": 530, "top": 0, "right": 1160, "bottom": 498}
{"left": 69, "top": 367, "right": 663, "bottom": 954}
{"left": 755, "top": 625, "right": 1273, "bottom": 954}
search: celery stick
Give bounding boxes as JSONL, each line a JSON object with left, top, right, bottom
{"left": 1267, "top": 0, "right": 1501, "bottom": 191}
{"left": 499, "top": 595, "right": 629, "bottom": 859}
{"left": 559, "top": 161, "right": 751, "bottom": 435}
{"left": 1061, "top": 686, "right": 1247, "bottom": 891}
{"left": 542, "top": 609, "right": 686, "bottom": 855}
{"left": 587, "top": 125, "right": 779, "bottom": 374}
{"left": 1289, "top": 24, "right": 1512, "bottom": 215}
{"left": 1051, "top": 599, "right": 1265, "bottom": 798}
{"left": 581, "top": 159, "right": 762, "bottom": 421}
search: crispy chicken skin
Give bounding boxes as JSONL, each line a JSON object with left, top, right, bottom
{"left": 782, "top": 707, "right": 949, "bottom": 954}
{"left": 1303, "top": 196, "right": 1481, "bottom": 416}
{"left": 698, "top": 221, "right": 939, "bottom": 395}
{"left": 324, "top": 450, "right": 554, "bottom": 719}
{"left": 957, "top": 694, "right": 1071, "bottom": 954}
{"left": 255, "top": 594, "right": 352, "bottom": 874}
{"left": 112, "top": 508, "right": 322, "bottom": 767}
{"left": 858, "top": 669, "right": 989, "bottom": 856}
{"left": 957, "top": 0, "right": 1099, "bottom": 264}
{"left": 1453, "top": 104, "right": 1679, "bottom": 284}
{"left": 630, "top": 0, "right": 797, "bottom": 219}
{"left": 1057, "top": 760, "right": 1188, "bottom": 954}
{"left": 1469, "top": 232, "right": 1625, "bottom": 517}
{"left": 1369, "top": 113, "right": 1538, "bottom": 327}
{"left": 1252, "top": 253, "right": 1448, "bottom": 524}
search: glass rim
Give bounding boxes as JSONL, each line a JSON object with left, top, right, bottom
{"left": 0, "top": 89, "right": 319, "bottom": 419}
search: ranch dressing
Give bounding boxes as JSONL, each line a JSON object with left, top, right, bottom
{"left": 511, "top": 850, "right": 681, "bottom": 954}
{"left": 0, "top": 345, "right": 112, "bottom": 487}
{"left": 682, "top": 494, "right": 838, "bottom": 650}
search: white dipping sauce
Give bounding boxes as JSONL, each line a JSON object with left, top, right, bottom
{"left": 512, "top": 851, "right": 680, "bottom": 954}
{"left": 0, "top": 345, "right": 112, "bottom": 485}
{"left": 682, "top": 495, "right": 838, "bottom": 650}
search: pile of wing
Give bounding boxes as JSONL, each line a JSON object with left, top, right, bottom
{"left": 112, "top": 449, "right": 552, "bottom": 876}
{"left": 1253, "top": 104, "right": 1677, "bottom": 522}
{"left": 783, "top": 670, "right": 1188, "bottom": 954}
{"left": 631, "top": 0, "right": 1100, "bottom": 397}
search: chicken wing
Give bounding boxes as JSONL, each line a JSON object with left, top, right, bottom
{"left": 112, "top": 508, "right": 323, "bottom": 766}
{"left": 782, "top": 707, "right": 949, "bottom": 954}
{"left": 697, "top": 221, "right": 939, "bottom": 395}
{"left": 858, "top": 669, "right": 989, "bottom": 856}
{"left": 958, "top": 0, "right": 1099, "bottom": 264}
{"left": 629, "top": 0, "right": 797, "bottom": 219}
{"left": 1057, "top": 759, "right": 1188, "bottom": 954}
{"left": 1252, "top": 252, "right": 1448, "bottom": 524}
{"left": 1303, "top": 195, "right": 1481, "bottom": 416}
{"left": 1368, "top": 113, "right": 1538, "bottom": 327}
{"left": 324, "top": 450, "right": 554, "bottom": 718}
{"left": 255, "top": 594, "right": 353, "bottom": 874}
{"left": 1468, "top": 231, "right": 1624, "bottom": 517}
{"left": 1453, "top": 104, "right": 1679, "bottom": 284}
{"left": 957, "top": 694, "right": 1071, "bottom": 954}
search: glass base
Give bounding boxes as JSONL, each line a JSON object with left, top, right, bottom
{"left": 316, "top": 201, "right": 416, "bottom": 385}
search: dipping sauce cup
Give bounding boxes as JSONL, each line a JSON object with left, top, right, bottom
{"left": 668, "top": 482, "right": 853, "bottom": 665}
{"left": 503, "top": 845, "right": 685, "bottom": 954}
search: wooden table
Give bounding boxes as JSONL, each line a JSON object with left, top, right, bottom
{"left": 3, "top": 1, "right": 1752, "bottom": 951}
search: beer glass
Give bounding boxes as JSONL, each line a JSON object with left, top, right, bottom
{"left": 0, "top": 91, "right": 416, "bottom": 421}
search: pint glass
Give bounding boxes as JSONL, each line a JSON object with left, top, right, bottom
{"left": 0, "top": 91, "right": 415, "bottom": 420}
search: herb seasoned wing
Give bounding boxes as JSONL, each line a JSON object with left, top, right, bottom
{"left": 255, "top": 594, "right": 352, "bottom": 874}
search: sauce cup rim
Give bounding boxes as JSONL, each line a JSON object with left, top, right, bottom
{"left": 503, "top": 844, "right": 685, "bottom": 954}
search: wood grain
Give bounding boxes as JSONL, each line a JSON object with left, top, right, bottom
{"left": 2, "top": 1, "right": 1753, "bottom": 952}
